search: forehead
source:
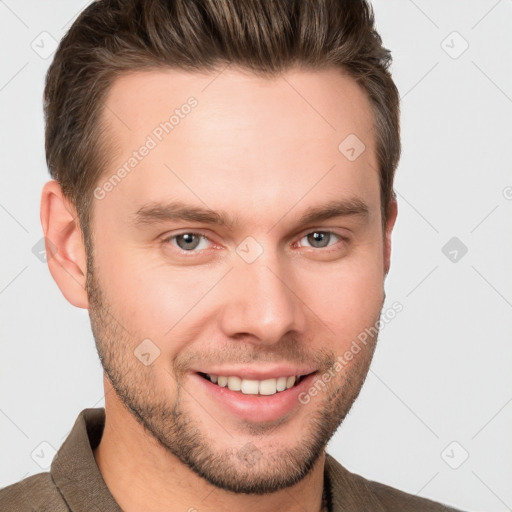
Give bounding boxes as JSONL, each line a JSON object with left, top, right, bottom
{"left": 104, "top": 66, "right": 375, "bottom": 146}
{"left": 96, "top": 66, "right": 379, "bottom": 227}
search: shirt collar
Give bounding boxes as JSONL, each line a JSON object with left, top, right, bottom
{"left": 51, "top": 408, "right": 123, "bottom": 512}
{"left": 324, "top": 453, "right": 386, "bottom": 512}
{"left": 51, "top": 407, "right": 382, "bottom": 512}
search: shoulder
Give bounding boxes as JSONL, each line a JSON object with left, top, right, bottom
{"left": 364, "top": 476, "right": 461, "bottom": 511}
{"left": 0, "top": 472, "right": 68, "bottom": 512}
{"left": 325, "top": 454, "right": 463, "bottom": 511}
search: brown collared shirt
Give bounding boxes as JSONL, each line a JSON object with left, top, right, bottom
{"left": 0, "top": 408, "right": 462, "bottom": 511}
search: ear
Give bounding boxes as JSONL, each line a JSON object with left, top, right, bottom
{"left": 40, "top": 180, "right": 89, "bottom": 309}
{"left": 383, "top": 198, "right": 398, "bottom": 276}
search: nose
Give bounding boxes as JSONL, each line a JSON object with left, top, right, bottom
{"left": 217, "top": 252, "right": 307, "bottom": 345}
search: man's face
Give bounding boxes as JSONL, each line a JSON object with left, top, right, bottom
{"left": 86, "top": 67, "right": 391, "bottom": 493}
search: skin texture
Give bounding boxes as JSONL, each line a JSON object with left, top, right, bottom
{"left": 41, "top": 66, "right": 398, "bottom": 512}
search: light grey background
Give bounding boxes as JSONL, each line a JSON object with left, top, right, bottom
{"left": 1, "top": 1, "right": 511, "bottom": 511}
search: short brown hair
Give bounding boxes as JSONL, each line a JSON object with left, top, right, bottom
{"left": 44, "top": 0, "right": 400, "bottom": 246}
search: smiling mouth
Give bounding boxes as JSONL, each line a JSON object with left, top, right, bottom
{"left": 198, "top": 372, "right": 312, "bottom": 396}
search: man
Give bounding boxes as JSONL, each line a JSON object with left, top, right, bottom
{"left": 0, "top": 0, "right": 463, "bottom": 510}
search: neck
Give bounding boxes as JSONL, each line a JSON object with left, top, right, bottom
{"left": 93, "top": 378, "right": 327, "bottom": 512}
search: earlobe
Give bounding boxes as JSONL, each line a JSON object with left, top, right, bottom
{"left": 40, "top": 180, "right": 90, "bottom": 309}
{"left": 383, "top": 199, "right": 398, "bottom": 276}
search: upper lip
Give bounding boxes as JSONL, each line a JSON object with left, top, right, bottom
{"left": 194, "top": 365, "right": 317, "bottom": 380}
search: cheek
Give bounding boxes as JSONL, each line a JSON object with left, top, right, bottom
{"left": 93, "top": 241, "right": 223, "bottom": 342}
{"left": 296, "top": 248, "right": 385, "bottom": 344}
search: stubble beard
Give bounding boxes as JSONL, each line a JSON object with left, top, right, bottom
{"left": 86, "top": 260, "right": 380, "bottom": 494}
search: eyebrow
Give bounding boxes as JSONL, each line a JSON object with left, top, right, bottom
{"left": 132, "top": 198, "right": 369, "bottom": 231}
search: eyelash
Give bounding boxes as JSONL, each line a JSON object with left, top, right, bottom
{"left": 161, "top": 230, "right": 348, "bottom": 255}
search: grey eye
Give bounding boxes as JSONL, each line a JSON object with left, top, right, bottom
{"left": 175, "top": 233, "right": 203, "bottom": 250}
{"left": 305, "top": 231, "right": 333, "bottom": 248}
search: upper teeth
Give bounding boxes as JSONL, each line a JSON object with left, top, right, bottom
{"left": 206, "top": 374, "right": 298, "bottom": 395}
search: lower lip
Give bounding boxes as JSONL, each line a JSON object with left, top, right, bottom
{"left": 191, "top": 373, "right": 318, "bottom": 423}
